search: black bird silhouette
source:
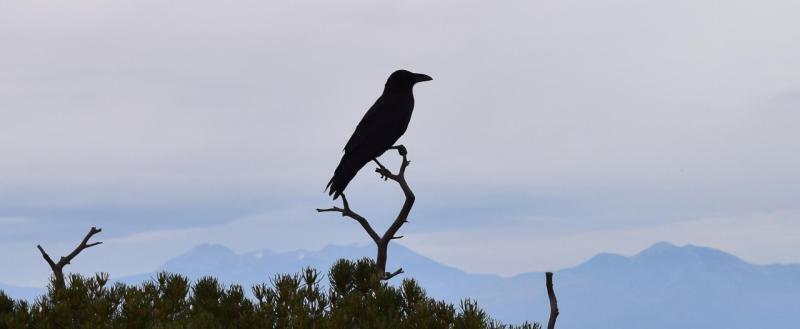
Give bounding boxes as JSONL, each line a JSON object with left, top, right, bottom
{"left": 326, "top": 70, "right": 432, "bottom": 199}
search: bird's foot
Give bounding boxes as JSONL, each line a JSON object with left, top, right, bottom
{"left": 376, "top": 168, "right": 392, "bottom": 181}
{"left": 373, "top": 159, "right": 390, "bottom": 180}
{"left": 391, "top": 145, "right": 407, "bottom": 156}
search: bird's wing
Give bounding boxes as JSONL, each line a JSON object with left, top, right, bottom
{"left": 343, "top": 96, "right": 386, "bottom": 153}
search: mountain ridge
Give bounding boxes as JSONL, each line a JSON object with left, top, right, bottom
{"left": 2, "top": 241, "right": 798, "bottom": 328}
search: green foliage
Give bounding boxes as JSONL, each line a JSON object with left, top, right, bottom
{"left": 0, "top": 258, "right": 540, "bottom": 329}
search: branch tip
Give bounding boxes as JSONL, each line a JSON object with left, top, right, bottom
{"left": 384, "top": 268, "right": 404, "bottom": 280}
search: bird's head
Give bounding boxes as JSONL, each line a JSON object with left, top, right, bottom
{"left": 385, "top": 69, "right": 433, "bottom": 90}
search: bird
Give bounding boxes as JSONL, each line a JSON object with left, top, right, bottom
{"left": 326, "top": 69, "right": 432, "bottom": 200}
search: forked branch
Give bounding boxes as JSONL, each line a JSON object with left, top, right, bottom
{"left": 316, "top": 194, "right": 380, "bottom": 244}
{"left": 37, "top": 227, "right": 103, "bottom": 290}
{"left": 318, "top": 145, "right": 415, "bottom": 280}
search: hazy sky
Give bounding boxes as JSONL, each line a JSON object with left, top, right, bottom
{"left": 2, "top": 0, "right": 799, "bottom": 286}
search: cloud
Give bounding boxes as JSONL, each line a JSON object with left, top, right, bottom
{"left": 1, "top": 0, "right": 799, "bottom": 284}
{"left": 0, "top": 217, "right": 28, "bottom": 225}
{"left": 2, "top": 0, "right": 799, "bottom": 198}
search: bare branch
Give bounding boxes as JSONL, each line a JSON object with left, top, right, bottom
{"left": 316, "top": 206, "right": 345, "bottom": 213}
{"left": 384, "top": 268, "right": 404, "bottom": 280}
{"left": 316, "top": 194, "right": 381, "bottom": 244}
{"left": 546, "top": 272, "right": 560, "bottom": 329}
{"left": 36, "top": 245, "right": 57, "bottom": 270}
{"left": 398, "top": 157, "right": 410, "bottom": 177}
{"left": 60, "top": 227, "right": 103, "bottom": 266}
{"left": 36, "top": 227, "right": 103, "bottom": 290}
{"left": 318, "top": 145, "right": 416, "bottom": 281}
{"left": 381, "top": 151, "right": 414, "bottom": 246}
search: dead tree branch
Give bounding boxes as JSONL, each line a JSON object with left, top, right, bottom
{"left": 318, "top": 145, "right": 415, "bottom": 280}
{"left": 546, "top": 272, "right": 560, "bottom": 329}
{"left": 37, "top": 227, "right": 103, "bottom": 290}
{"left": 316, "top": 194, "right": 381, "bottom": 244}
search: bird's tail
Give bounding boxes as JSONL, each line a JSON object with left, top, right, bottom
{"left": 326, "top": 152, "right": 371, "bottom": 200}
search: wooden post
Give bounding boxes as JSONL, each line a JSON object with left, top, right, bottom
{"left": 546, "top": 272, "right": 559, "bottom": 329}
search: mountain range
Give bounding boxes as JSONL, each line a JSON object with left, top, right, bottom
{"left": 2, "top": 242, "right": 798, "bottom": 328}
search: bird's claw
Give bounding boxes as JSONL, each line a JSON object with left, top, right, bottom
{"left": 375, "top": 168, "right": 391, "bottom": 180}
{"left": 394, "top": 145, "right": 407, "bottom": 156}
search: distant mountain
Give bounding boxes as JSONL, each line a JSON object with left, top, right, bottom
{"left": 534, "top": 242, "right": 800, "bottom": 329}
{"left": 119, "top": 242, "right": 800, "bottom": 328}
{"left": 3, "top": 242, "right": 799, "bottom": 328}
{"left": 117, "top": 243, "right": 470, "bottom": 288}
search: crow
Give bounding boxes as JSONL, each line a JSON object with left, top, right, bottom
{"left": 326, "top": 70, "right": 432, "bottom": 200}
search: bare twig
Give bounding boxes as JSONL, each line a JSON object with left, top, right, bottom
{"left": 546, "top": 272, "right": 560, "bottom": 329}
{"left": 384, "top": 268, "right": 404, "bottom": 280}
{"left": 318, "top": 145, "right": 415, "bottom": 280}
{"left": 316, "top": 194, "right": 380, "bottom": 244}
{"left": 37, "top": 227, "right": 103, "bottom": 290}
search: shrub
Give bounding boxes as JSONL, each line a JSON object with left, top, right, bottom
{"left": 0, "top": 258, "right": 540, "bottom": 329}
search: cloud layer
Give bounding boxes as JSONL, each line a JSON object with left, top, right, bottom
{"left": 1, "top": 0, "right": 799, "bottom": 285}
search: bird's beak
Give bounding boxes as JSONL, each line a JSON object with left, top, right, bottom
{"left": 413, "top": 73, "right": 433, "bottom": 83}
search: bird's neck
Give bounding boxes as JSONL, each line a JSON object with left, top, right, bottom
{"left": 383, "top": 85, "right": 414, "bottom": 96}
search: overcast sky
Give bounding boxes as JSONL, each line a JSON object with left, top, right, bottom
{"left": 1, "top": 0, "right": 799, "bottom": 286}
